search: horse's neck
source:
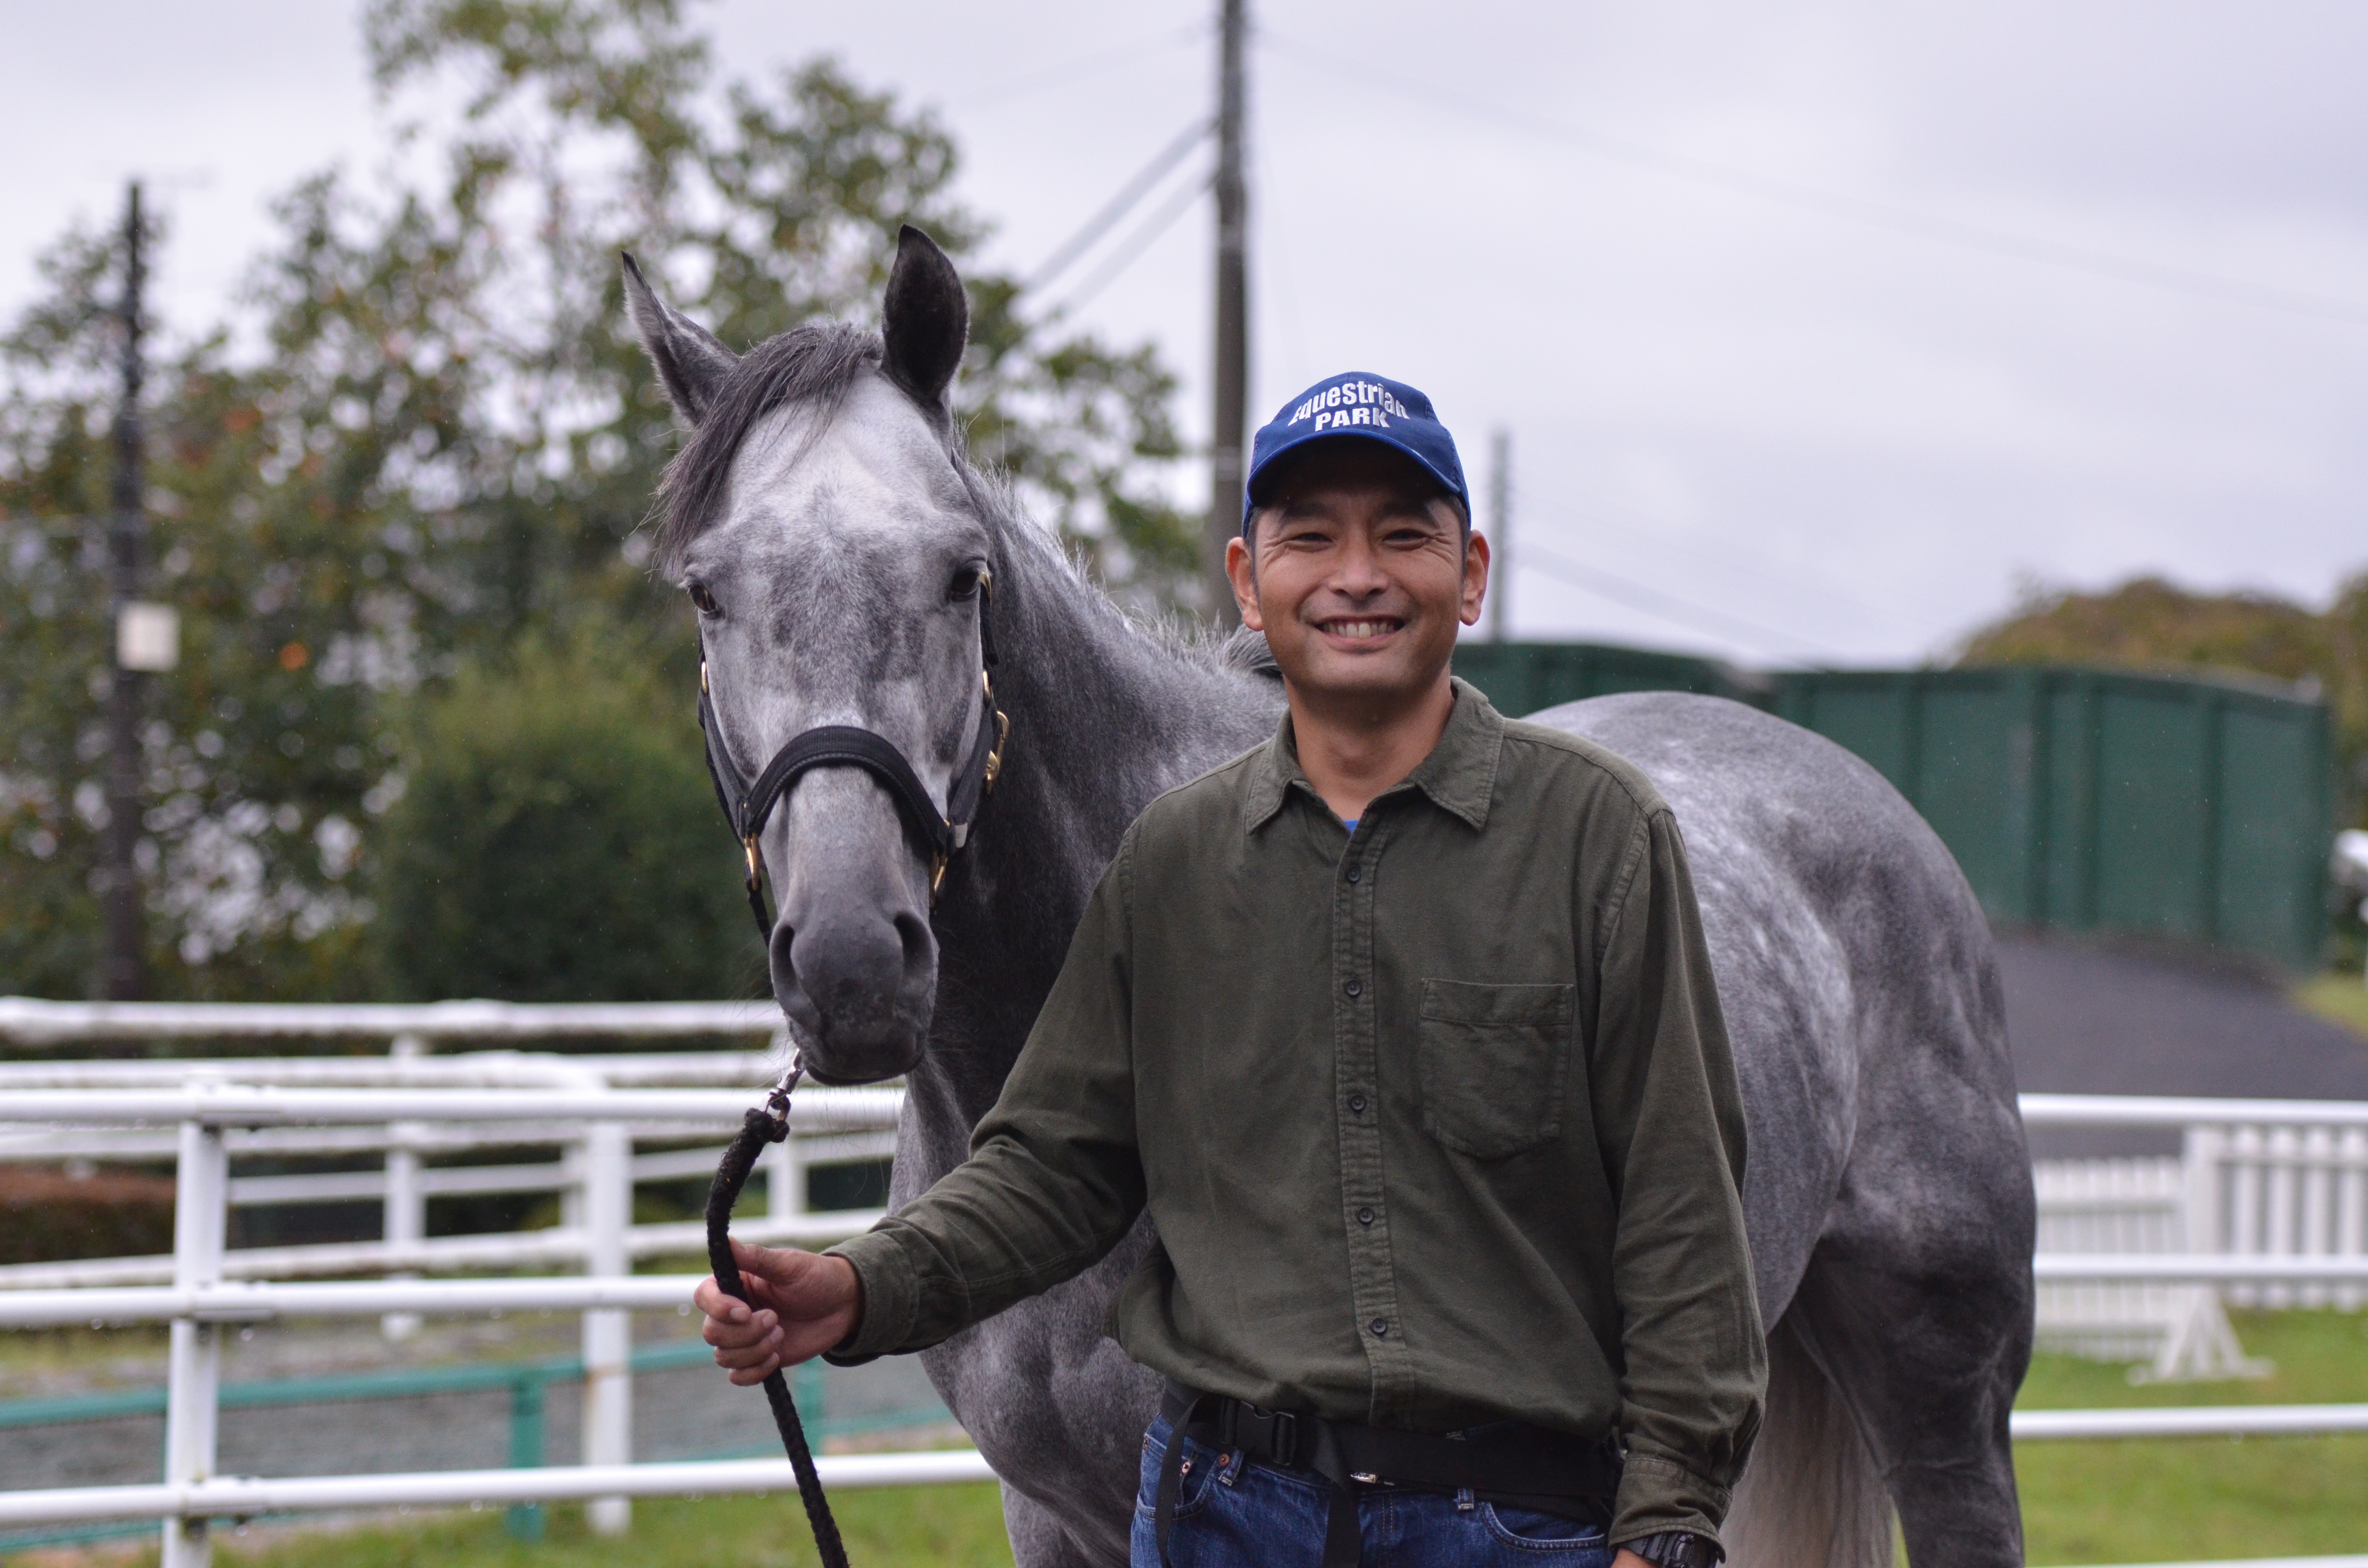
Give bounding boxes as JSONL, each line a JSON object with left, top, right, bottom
{"left": 910, "top": 519, "right": 1280, "bottom": 1133}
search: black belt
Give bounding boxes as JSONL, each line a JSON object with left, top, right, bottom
{"left": 1153, "top": 1380, "right": 1623, "bottom": 1568}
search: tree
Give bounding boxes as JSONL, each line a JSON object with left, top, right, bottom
{"left": 0, "top": 0, "right": 1199, "bottom": 1001}
{"left": 374, "top": 626, "right": 761, "bottom": 1002}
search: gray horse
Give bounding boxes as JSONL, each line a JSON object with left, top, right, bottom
{"left": 625, "top": 227, "right": 2035, "bottom": 1568}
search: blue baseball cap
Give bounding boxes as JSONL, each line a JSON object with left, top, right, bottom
{"left": 1243, "top": 371, "right": 1468, "bottom": 534}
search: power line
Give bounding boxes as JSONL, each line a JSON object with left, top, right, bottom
{"left": 1039, "top": 169, "right": 1214, "bottom": 324}
{"left": 1515, "top": 540, "right": 1844, "bottom": 663}
{"left": 1508, "top": 481, "right": 1905, "bottom": 637}
{"left": 1264, "top": 32, "right": 2368, "bottom": 333}
{"left": 1022, "top": 118, "right": 1213, "bottom": 295}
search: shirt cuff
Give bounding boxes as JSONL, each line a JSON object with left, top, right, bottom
{"left": 820, "top": 1227, "right": 920, "bottom": 1364}
{"left": 1608, "top": 1449, "right": 1731, "bottom": 1553}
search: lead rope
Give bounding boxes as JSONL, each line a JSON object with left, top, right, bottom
{"left": 704, "top": 1056, "right": 851, "bottom": 1568}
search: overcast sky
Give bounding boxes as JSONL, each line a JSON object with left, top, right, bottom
{"left": 8, "top": 2, "right": 2365, "bottom": 667}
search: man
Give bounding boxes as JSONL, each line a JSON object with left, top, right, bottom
{"left": 696, "top": 372, "right": 1765, "bottom": 1568}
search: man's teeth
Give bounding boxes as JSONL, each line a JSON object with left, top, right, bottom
{"left": 1330, "top": 620, "right": 1395, "bottom": 638}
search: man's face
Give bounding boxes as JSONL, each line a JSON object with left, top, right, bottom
{"left": 1226, "top": 442, "right": 1489, "bottom": 708}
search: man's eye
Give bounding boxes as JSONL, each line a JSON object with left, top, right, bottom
{"left": 688, "top": 582, "right": 719, "bottom": 615}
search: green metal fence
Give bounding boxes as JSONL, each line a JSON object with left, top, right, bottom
{"left": 0, "top": 1343, "right": 947, "bottom": 1557}
{"left": 1773, "top": 667, "right": 2334, "bottom": 969}
{"left": 1452, "top": 643, "right": 2336, "bottom": 969}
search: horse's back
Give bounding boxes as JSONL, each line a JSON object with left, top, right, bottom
{"left": 1522, "top": 691, "right": 2027, "bottom": 1318}
{"left": 1529, "top": 691, "right": 2036, "bottom": 1568}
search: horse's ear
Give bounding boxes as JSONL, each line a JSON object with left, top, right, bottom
{"left": 622, "top": 252, "right": 738, "bottom": 427}
{"left": 881, "top": 224, "right": 968, "bottom": 410}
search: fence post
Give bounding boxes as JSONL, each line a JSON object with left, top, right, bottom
{"left": 2180, "top": 1125, "right": 2222, "bottom": 1255}
{"left": 768, "top": 1135, "right": 806, "bottom": 1220}
{"left": 382, "top": 1034, "right": 427, "bottom": 1341}
{"left": 506, "top": 1368, "right": 548, "bottom": 1543}
{"left": 162, "top": 1111, "right": 227, "bottom": 1568}
{"left": 580, "top": 1116, "right": 633, "bottom": 1535}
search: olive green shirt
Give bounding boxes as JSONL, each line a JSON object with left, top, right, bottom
{"left": 828, "top": 679, "right": 1765, "bottom": 1545}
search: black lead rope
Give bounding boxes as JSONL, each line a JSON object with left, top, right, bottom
{"left": 704, "top": 1060, "right": 851, "bottom": 1568}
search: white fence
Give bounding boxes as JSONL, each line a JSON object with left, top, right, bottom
{"left": 2023, "top": 1094, "right": 2368, "bottom": 1378}
{"left": 0, "top": 1001, "right": 925, "bottom": 1567}
{"left": 2, "top": 1010, "right": 2367, "bottom": 1566}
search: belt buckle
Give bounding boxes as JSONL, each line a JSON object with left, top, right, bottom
{"left": 1268, "top": 1409, "right": 1299, "bottom": 1468}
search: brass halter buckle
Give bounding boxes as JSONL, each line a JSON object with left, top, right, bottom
{"left": 984, "top": 709, "right": 1010, "bottom": 792}
{"left": 743, "top": 833, "right": 763, "bottom": 894}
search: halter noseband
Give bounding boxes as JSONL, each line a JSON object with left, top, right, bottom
{"left": 697, "top": 572, "right": 1008, "bottom": 938}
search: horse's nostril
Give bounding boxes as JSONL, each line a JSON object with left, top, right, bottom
{"left": 893, "top": 910, "right": 930, "bottom": 968}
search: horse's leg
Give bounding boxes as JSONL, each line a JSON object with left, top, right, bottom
{"left": 1002, "top": 1482, "right": 1119, "bottom": 1568}
{"left": 919, "top": 1230, "right": 1160, "bottom": 1568}
{"left": 1783, "top": 1140, "right": 2034, "bottom": 1568}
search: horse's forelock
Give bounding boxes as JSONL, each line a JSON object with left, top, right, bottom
{"left": 652, "top": 322, "right": 886, "bottom": 573}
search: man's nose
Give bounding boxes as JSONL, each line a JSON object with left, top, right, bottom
{"left": 1330, "top": 534, "right": 1390, "bottom": 594}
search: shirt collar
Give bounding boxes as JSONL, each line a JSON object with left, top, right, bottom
{"left": 1240, "top": 676, "right": 1504, "bottom": 835}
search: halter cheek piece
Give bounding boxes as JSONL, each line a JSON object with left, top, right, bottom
{"left": 696, "top": 571, "right": 1008, "bottom": 939}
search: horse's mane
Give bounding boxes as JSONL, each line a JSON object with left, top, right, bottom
{"left": 652, "top": 321, "right": 881, "bottom": 572}
{"left": 648, "top": 318, "right": 1281, "bottom": 685}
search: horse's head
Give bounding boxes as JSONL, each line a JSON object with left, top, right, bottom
{"left": 625, "top": 228, "right": 992, "bottom": 1084}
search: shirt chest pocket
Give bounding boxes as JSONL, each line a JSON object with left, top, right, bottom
{"left": 1416, "top": 980, "right": 1578, "bottom": 1160}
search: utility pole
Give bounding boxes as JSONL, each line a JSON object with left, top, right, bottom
{"left": 99, "top": 182, "right": 150, "bottom": 1001}
{"left": 1488, "top": 428, "right": 1510, "bottom": 642}
{"left": 1206, "top": 0, "right": 1249, "bottom": 624}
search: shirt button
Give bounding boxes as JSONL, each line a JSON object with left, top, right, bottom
{"left": 1357, "top": 1206, "right": 1374, "bottom": 1225}
{"left": 1345, "top": 866, "right": 1361, "bottom": 883}
{"left": 1370, "top": 1319, "right": 1390, "bottom": 1337}
{"left": 1348, "top": 1094, "right": 1367, "bottom": 1114}
{"left": 1344, "top": 979, "right": 1362, "bottom": 998}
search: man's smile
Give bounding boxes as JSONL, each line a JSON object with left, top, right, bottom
{"left": 1317, "top": 616, "right": 1406, "bottom": 644}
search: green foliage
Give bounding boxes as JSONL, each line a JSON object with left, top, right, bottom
{"left": 0, "top": 0, "right": 1197, "bottom": 1000}
{"left": 375, "top": 628, "right": 759, "bottom": 1002}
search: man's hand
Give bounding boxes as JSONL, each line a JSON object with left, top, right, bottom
{"left": 1612, "top": 1551, "right": 1651, "bottom": 1568}
{"left": 692, "top": 1239, "right": 863, "bottom": 1384}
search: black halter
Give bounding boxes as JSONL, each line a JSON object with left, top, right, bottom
{"left": 697, "top": 573, "right": 1008, "bottom": 939}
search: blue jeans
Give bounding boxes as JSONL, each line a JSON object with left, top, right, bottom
{"left": 1129, "top": 1415, "right": 1618, "bottom": 1568}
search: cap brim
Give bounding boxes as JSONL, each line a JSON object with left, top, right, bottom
{"left": 1245, "top": 429, "right": 1466, "bottom": 514}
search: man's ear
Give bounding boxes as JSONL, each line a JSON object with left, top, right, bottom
{"left": 1226, "top": 533, "right": 1265, "bottom": 632}
{"left": 1461, "top": 529, "right": 1492, "bottom": 628}
{"left": 622, "top": 252, "right": 739, "bottom": 427}
{"left": 881, "top": 224, "right": 968, "bottom": 410}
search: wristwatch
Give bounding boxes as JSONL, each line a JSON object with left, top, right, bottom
{"left": 1626, "top": 1532, "right": 1721, "bottom": 1568}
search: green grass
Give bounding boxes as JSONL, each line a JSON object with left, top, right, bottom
{"left": 191, "top": 1488, "right": 1013, "bottom": 1568}
{"left": 2015, "top": 1309, "right": 2368, "bottom": 1564}
{"left": 2294, "top": 973, "right": 2368, "bottom": 1042}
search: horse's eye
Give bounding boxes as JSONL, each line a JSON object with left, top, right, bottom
{"left": 948, "top": 566, "right": 983, "bottom": 603}
{"left": 687, "top": 581, "right": 719, "bottom": 616}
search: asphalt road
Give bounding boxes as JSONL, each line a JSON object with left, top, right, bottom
{"left": 1996, "top": 932, "right": 2368, "bottom": 1157}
